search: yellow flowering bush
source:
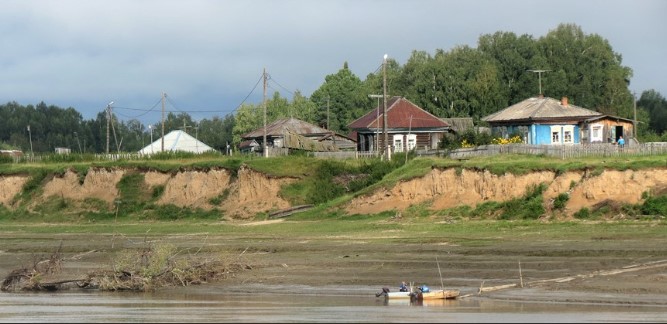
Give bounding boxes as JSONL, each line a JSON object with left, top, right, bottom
{"left": 461, "top": 139, "right": 475, "bottom": 148}
{"left": 492, "top": 135, "right": 523, "bottom": 145}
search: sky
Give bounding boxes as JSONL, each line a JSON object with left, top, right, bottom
{"left": 1, "top": 0, "right": 665, "bottom": 126}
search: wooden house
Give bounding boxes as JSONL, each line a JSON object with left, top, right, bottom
{"left": 240, "top": 117, "right": 357, "bottom": 153}
{"left": 348, "top": 96, "right": 451, "bottom": 152}
{"left": 482, "top": 95, "right": 635, "bottom": 145}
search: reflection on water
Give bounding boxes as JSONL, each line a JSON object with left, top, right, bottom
{"left": 1, "top": 285, "right": 666, "bottom": 323}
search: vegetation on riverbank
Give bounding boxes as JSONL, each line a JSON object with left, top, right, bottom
{"left": 1, "top": 152, "right": 667, "bottom": 223}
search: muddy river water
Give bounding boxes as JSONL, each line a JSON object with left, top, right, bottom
{"left": 1, "top": 284, "right": 666, "bottom": 323}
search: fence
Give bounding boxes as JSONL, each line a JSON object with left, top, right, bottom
{"left": 312, "top": 151, "right": 380, "bottom": 159}
{"left": 448, "top": 142, "right": 667, "bottom": 160}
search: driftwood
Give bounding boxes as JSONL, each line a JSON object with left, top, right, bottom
{"left": 1, "top": 242, "right": 253, "bottom": 293}
{"left": 477, "top": 259, "right": 667, "bottom": 295}
{"left": 268, "top": 205, "right": 314, "bottom": 219}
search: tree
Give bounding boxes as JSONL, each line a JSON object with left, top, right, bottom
{"left": 310, "top": 62, "right": 368, "bottom": 134}
{"left": 537, "top": 23, "right": 633, "bottom": 115}
{"left": 639, "top": 90, "right": 667, "bottom": 135}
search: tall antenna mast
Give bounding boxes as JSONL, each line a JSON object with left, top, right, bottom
{"left": 528, "top": 69, "right": 550, "bottom": 96}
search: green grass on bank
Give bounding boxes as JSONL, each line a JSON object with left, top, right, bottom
{"left": 2, "top": 153, "right": 667, "bottom": 224}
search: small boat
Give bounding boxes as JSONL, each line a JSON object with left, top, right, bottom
{"left": 376, "top": 284, "right": 460, "bottom": 300}
{"left": 411, "top": 289, "right": 460, "bottom": 300}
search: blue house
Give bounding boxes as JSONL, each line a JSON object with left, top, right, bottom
{"left": 482, "top": 96, "right": 606, "bottom": 145}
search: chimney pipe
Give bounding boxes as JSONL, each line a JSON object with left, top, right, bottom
{"left": 561, "top": 96, "right": 568, "bottom": 107}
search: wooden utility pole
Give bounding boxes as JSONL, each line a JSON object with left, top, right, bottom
{"left": 161, "top": 92, "right": 166, "bottom": 152}
{"left": 383, "top": 54, "right": 390, "bottom": 161}
{"left": 326, "top": 96, "right": 330, "bottom": 130}
{"left": 368, "top": 94, "right": 382, "bottom": 154}
{"left": 263, "top": 68, "right": 268, "bottom": 158}
{"left": 633, "top": 92, "right": 638, "bottom": 139}
{"left": 105, "top": 101, "right": 113, "bottom": 154}
{"left": 106, "top": 105, "right": 110, "bottom": 154}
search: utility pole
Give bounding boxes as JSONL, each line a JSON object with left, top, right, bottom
{"left": 633, "top": 92, "right": 638, "bottom": 139}
{"left": 161, "top": 92, "right": 166, "bottom": 152}
{"left": 369, "top": 94, "right": 382, "bottom": 154}
{"left": 263, "top": 68, "right": 268, "bottom": 158}
{"left": 27, "top": 125, "right": 33, "bottom": 158}
{"left": 528, "top": 69, "right": 550, "bottom": 96}
{"left": 383, "top": 54, "right": 390, "bottom": 161}
{"left": 326, "top": 96, "right": 330, "bottom": 130}
{"left": 406, "top": 115, "right": 413, "bottom": 164}
{"left": 105, "top": 101, "right": 114, "bottom": 154}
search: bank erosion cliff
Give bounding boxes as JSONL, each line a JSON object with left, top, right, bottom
{"left": 1, "top": 164, "right": 666, "bottom": 219}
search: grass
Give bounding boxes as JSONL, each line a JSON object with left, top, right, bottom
{"left": 2, "top": 152, "right": 667, "bottom": 225}
{"left": 1, "top": 218, "right": 664, "bottom": 248}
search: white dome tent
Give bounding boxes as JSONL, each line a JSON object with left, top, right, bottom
{"left": 138, "top": 130, "right": 214, "bottom": 155}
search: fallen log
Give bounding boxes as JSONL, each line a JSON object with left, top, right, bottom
{"left": 268, "top": 205, "right": 314, "bottom": 219}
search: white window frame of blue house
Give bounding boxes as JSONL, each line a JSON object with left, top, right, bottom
{"left": 563, "top": 125, "right": 574, "bottom": 144}
{"left": 550, "top": 125, "right": 575, "bottom": 145}
{"left": 550, "top": 126, "right": 561, "bottom": 144}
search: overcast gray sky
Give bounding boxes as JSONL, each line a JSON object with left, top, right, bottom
{"left": 1, "top": 0, "right": 665, "bottom": 125}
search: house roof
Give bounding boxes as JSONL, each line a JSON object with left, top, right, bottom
{"left": 482, "top": 96, "right": 602, "bottom": 123}
{"left": 348, "top": 96, "right": 450, "bottom": 130}
{"left": 138, "top": 130, "right": 214, "bottom": 154}
{"left": 441, "top": 117, "right": 474, "bottom": 133}
{"left": 241, "top": 117, "right": 335, "bottom": 139}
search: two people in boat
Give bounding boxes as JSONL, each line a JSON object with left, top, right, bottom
{"left": 376, "top": 282, "right": 429, "bottom": 297}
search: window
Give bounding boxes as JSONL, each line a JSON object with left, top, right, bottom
{"left": 393, "top": 135, "right": 404, "bottom": 153}
{"left": 590, "top": 124, "right": 603, "bottom": 142}
{"left": 563, "top": 126, "right": 574, "bottom": 144}
{"left": 406, "top": 134, "right": 417, "bottom": 151}
{"left": 551, "top": 126, "right": 561, "bottom": 144}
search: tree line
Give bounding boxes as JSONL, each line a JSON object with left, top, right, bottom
{"left": 2, "top": 23, "right": 666, "bottom": 154}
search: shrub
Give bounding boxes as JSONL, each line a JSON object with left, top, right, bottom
{"left": 553, "top": 193, "right": 569, "bottom": 210}
{"left": 574, "top": 208, "right": 590, "bottom": 219}
{"left": 641, "top": 195, "right": 667, "bottom": 216}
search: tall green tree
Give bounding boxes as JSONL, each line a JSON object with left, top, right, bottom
{"left": 639, "top": 90, "right": 667, "bottom": 135}
{"left": 310, "top": 62, "right": 368, "bottom": 134}
{"left": 537, "top": 23, "right": 633, "bottom": 115}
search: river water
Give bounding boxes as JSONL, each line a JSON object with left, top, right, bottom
{"left": 1, "top": 284, "right": 666, "bottom": 323}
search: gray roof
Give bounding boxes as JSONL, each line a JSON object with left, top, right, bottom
{"left": 482, "top": 96, "right": 602, "bottom": 123}
{"left": 441, "top": 117, "right": 474, "bottom": 133}
{"left": 242, "top": 117, "right": 334, "bottom": 138}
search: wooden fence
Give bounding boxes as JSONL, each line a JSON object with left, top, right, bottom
{"left": 448, "top": 142, "right": 667, "bottom": 160}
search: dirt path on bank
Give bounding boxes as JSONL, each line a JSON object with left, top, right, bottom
{"left": 1, "top": 227, "right": 666, "bottom": 306}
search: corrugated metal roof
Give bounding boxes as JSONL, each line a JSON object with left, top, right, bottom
{"left": 482, "top": 96, "right": 602, "bottom": 122}
{"left": 348, "top": 96, "right": 449, "bottom": 130}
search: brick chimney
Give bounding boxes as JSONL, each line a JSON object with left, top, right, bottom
{"left": 561, "top": 96, "right": 569, "bottom": 107}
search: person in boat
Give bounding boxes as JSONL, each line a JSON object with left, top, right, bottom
{"left": 375, "top": 287, "right": 390, "bottom": 297}
{"left": 399, "top": 281, "right": 409, "bottom": 292}
{"left": 418, "top": 284, "right": 430, "bottom": 293}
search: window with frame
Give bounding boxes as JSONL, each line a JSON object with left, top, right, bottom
{"left": 591, "top": 124, "right": 603, "bottom": 142}
{"left": 406, "top": 134, "right": 417, "bottom": 151}
{"left": 393, "top": 135, "right": 404, "bottom": 153}
{"left": 550, "top": 126, "right": 561, "bottom": 144}
{"left": 563, "top": 126, "right": 574, "bottom": 144}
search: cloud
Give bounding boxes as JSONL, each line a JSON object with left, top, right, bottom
{"left": 0, "top": 0, "right": 664, "bottom": 124}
